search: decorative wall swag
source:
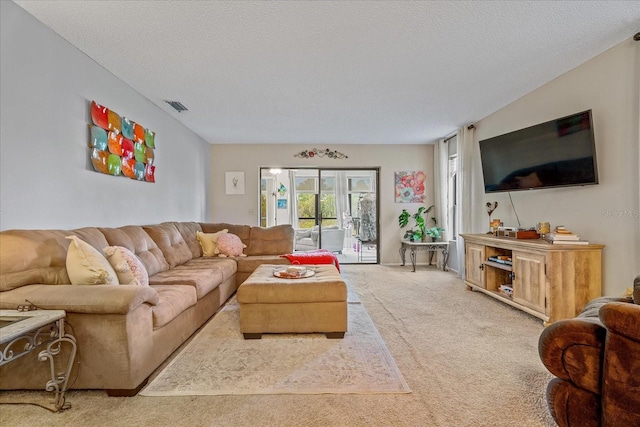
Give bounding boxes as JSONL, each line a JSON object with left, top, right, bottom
{"left": 294, "top": 148, "right": 348, "bottom": 159}
{"left": 89, "top": 100, "right": 156, "bottom": 182}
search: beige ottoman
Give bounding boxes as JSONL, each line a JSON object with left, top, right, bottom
{"left": 237, "top": 264, "right": 347, "bottom": 339}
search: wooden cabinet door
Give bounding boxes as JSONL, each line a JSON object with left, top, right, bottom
{"left": 465, "top": 243, "right": 485, "bottom": 288}
{"left": 512, "top": 251, "right": 546, "bottom": 314}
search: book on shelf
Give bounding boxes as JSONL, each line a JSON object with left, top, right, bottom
{"left": 487, "top": 256, "right": 512, "bottom": 265}
{"left": 547, "top": 233, "right": 581, "bottom": 240}
{"left": 546, "top": 238, "right": 589, "bottom": 245}
{"left": 498, "top": 284, "right": 513, "bottom": 298}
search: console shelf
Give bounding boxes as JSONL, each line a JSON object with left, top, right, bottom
{"left": 461, "top": 234, "right": 604, "bottom": 324}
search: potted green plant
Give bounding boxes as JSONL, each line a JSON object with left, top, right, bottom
{"left": 425, "top": 226, "right": 445, "bottom": 241}
{"left": 399, "top": 205, "right": 442, "bottom": 242}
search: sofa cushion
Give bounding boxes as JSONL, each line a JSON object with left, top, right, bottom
{"left": 103, "top": 246, "right": 149, "bottom": 286}
{"left": 1, "top": 229, "right": 71, "bottom": 291}
{"left": 181, "top": 257, "right": 237, "bottom": 283}
{"left": 149, "top": 267, "right": 224, "bottom": 299}
{"left": 143, "top": 223, "right": 193, "bottom": 268}
{"left": 99, "top": 226, "right": 169, "bottom": 276}
{"left": 246, "top": 224, "right": 294, "bottom": 256}
{"left": 200, "top": 223, "right": 251, "bottom": 244}
{"left": 65, "top": 235, "right": 119, "bottom": 285}
{"left": 171, "top": 221, "right": 203, "bottom": 258}
{"left": 196, "top": 230, "right": 227, "bottom": 256}
{"left": 150, "top": 285, "right": 197, "bottom": 329}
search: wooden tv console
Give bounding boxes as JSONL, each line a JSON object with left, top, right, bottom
{"left": 460, "top": 234, "right": 604, "bottom": 324}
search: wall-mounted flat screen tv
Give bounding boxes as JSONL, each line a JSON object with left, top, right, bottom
{"left": 479, "top": 110, "right": 598, "bottom": 193}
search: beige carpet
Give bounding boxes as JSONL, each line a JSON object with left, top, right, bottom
{"left": 0, "top": 265, "right": 556, "bottom": 427}
{"left": 140, "top": 296, "right": 410, "bottom": 396}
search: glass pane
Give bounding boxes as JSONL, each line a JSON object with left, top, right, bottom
{"left": 297, "top": 193, "right": 316, "bottom": 229}
{"left": 320, "top": 193, "right": 337, "bottom": 219}
{"left": 295, "top": 177, "right": 316, "bottom": 192}
{"left": 260, "top": 193, "right": 267, "bottom": 227}
{"left": 320, "top": 177, "right": 335, "bottom": 191}
{"left": 349, "top": 177, "right": 372, "bottom": 192}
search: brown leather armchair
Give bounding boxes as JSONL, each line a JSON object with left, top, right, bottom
{"left": 538, "top": 277, "right": 640, "bottom": 427}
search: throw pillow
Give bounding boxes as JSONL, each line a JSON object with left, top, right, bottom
{"left": 196, "top": 229, "right": 228, "bottom": 257}
{"left": 103, "top": 246, "right": 149, "bottom": 286}
{"left": 65, "top": 235, "right": 119, "bottom": 285}
{"left": 216, "top": 233, "right": 247, "bottom": 257}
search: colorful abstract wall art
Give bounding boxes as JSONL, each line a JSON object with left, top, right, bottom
{"left": 395, "top": 171, "right": 426, "bottom": 203}
{"left": 89, "top": 100, "right": 156, "bottom": 182}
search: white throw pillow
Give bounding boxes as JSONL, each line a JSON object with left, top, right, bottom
{"left": 103, "top": 246, "right": 149, "bottom": 286}
{"left": 65, "top": 235, "right": 119, "bottom": 285}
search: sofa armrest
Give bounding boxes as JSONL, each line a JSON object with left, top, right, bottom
{"left": 295, "top": 229, "right": 311, "bottom": 240}
{"left": 600, "top": 301, "right": 640, "bottom": 342}
{"left": 0, "top": 284, "right": 159, "bottom": 315}
{"left": 538, "top": 317, "right": 607, "bottom": 395}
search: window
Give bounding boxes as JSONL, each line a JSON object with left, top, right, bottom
{"left": 260, "top": 178, "right": 268, "bottom": 227}
{"left": 347, "top": 176, "right": 373, "bottom": 217}
{"left": 295, "top": 176, "right": 317, "bottom": 228}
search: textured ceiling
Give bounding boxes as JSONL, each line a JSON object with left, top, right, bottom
{"left": 14, "top": 1, "right": 640, "bottom": 145}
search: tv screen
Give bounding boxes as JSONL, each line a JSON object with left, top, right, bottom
{"left": 479, "top": 110, "right": 598, "bottom": 193}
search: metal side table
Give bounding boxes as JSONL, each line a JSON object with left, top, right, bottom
{"left": 0, "top": 309, "right": 77, "bottom": 411}
{"left": 399, "top": 239, "right": 449, "bottom": 272}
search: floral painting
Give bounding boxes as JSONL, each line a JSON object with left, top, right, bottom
{"left": 395, "top": 171, "right": 426, "bottom": 203}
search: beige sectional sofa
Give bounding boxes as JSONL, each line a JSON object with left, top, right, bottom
{"left": 0, "top": 221, "right": 294, "bottom": 395}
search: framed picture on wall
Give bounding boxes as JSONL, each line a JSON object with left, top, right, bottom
{"left": 225, "top": 171, "right": 245, "bottom": 195}
{"left": 395, "top": 171, "right": 426, "bottom": 203}
{"left": 277, "top": 199, "right": 287, "bottom": 209}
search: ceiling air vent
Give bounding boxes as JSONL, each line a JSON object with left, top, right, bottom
{"left": 164, "top": 100, "right": 188, "bottom": 113}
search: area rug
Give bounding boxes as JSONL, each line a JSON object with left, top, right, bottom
{"left": 140, "top": 296, "right": 410, "bottom": 396}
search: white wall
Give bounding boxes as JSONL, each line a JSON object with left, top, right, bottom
{"left": 209, "top": 144, "right": 434, "bottom": 265}
{"left": 471, "top": 38, "right": 640, "bottom": 296}
{"left": 0, "top": 1, "right": 211, "bottom": 230}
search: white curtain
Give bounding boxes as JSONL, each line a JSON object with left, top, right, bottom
{"left": 433, "top": 138, "right": 449, "bottom": 268}
{"left": 456, "top": 125, "right": 475, "bottom": 279}
{"left": 288, "top": 171, "right": 299, "bottom": 228}
{"left": 335, "top": 171, "right": 348, "bottom": 229}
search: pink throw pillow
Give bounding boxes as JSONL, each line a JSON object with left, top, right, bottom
{"left": 103, "top": 246, "right": 149, "bottom": 286}
{"left": 216, "top": 233, "right": 247, "bottom": 257}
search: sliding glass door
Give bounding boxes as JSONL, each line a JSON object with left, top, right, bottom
{"left": 259, "top": 167, "right": 379, "bottom": 264}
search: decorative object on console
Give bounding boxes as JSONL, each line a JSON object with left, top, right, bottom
{"left": 394, "top": 171, "right": 426, "bottom": 203}
{"left": 486, "top": 201, "right": 499, "bottom": 232}
{"left": 536, "top": 221, "right": 550, "bottom": 239}
{"left": 545, "top": 225, "right": 589, "bottom": 245}
{"left": 294, "top": 148, "right": 348, "bottom": 159}
{"left": 89, "top": 101, "right": 155, "bottom": 182}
